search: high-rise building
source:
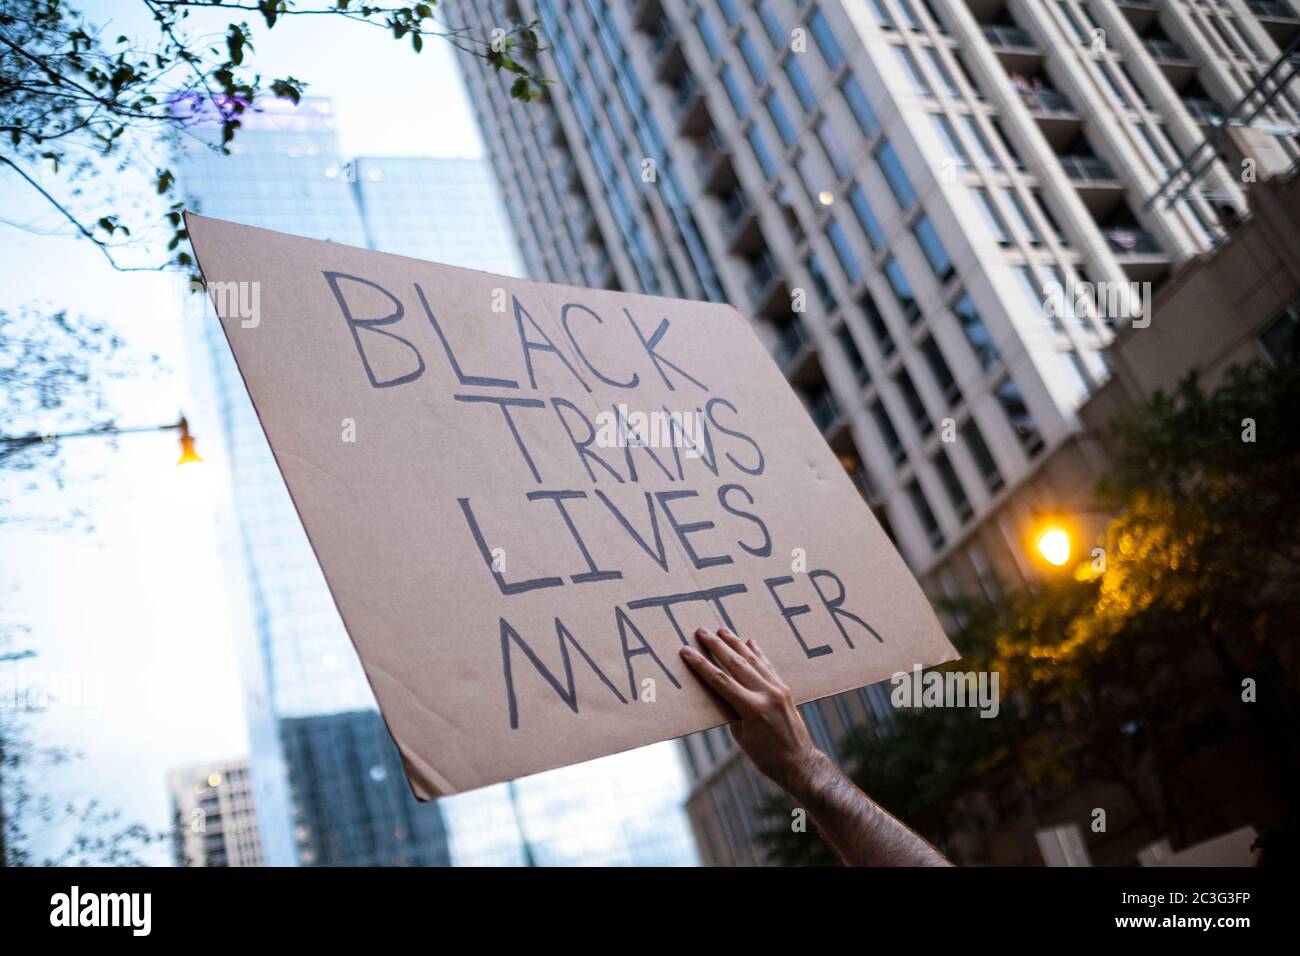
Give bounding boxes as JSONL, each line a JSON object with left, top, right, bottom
{"left": 280, "top": 711, "right": 452, "bottom": 866}
{"left": 447, "top": 0, "right": 1300, "bottom": 863}
{"left": 169, "top": 759, "right": 264, "bottom": 867}
{"left": 174, "top": 95, "right": 698, "bottom": 866}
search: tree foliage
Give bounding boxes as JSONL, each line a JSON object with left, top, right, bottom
{"left": 761, "top": 350, "right": 1300, "bottom": 863}
{"left": 0, "top": 0, "right": 546, "bottom": 270}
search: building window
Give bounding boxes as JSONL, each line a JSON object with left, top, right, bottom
{"left": 931, "top": 114, "right": 971, "bottom": 169}
{"left": 970, "top": 187, "right": 1010, "bottom": 246}
{"left": 841, "top": 75, "right": 880, "bottom": 136}
{"left": 817, "top": 117, "right": 852, "bottom": 179}
{"left": 1003, "top": 188, "right": 1042, "bottom": 245}
{"left": 920, "top": 335, "right": 960, "bottom": 404}
{"left": 738, "top": 30, "right": 767, "bottom": 84}
{"left": 895, "top": 45, "right": 933, "bottom": 98}
{"left": 861, "top": 291, "right": 896, "bottom": 357}
{"left": 758, "top": 0, "right": 785, "bottom": 49}
{"left": 871, "top": 399, "right": 907, "bottom": 465}
{"left": 953, "top": 291, "right": 1000, "bottom": 371}
{"left": 866, "top": 0, "right": 894, "bottom": 30}
{"left": 785, "top": 57, "right": 817, "bottom": 111}
{"left": 960, "top": 418, "right": 1004, "bottom": 493}
{"left": 765, "top": 90, "right": 798, "bottom": 147}
{"left": 994, "top": 376, "right": 1044, "bottom": 455}
{"left": 696, "top": 11, "right": 723, "bottom": 59}
{"left": 721, "top": 64, "right": 748, "bottom": 119}
{"left": 924, "top": 47, "right": 961, "bottom": 98}
{"left": 747, "top": 124, "right": 778, "bottom": 178}
{"left": 806, "top": 251, "right": 839, "bottom": 311}
{"left": 809, "top": 8, "right": 845, "bottom": 70}
{"left": 848, "top": 183, "right": 886, "bottom": 250}
{"left": 961, "top": 114, "right": 1000, "bottom": 169}
{"left": 837, "top": 323, "right": 872, "bottom": 385}
{"left": 906, "top": 478, "right": 945, "bottom": 549}
{"left": 1015, "top": 265, "right": 1063, "bottom": 332}
{"left": 896, "top": 367, "right": 933, "bottom": 437}
{"left": 884, "top": 256, "right": 920, "bottom": 323}
{"left": 827, "top": 219, "right": 862, "bottom": 284}
{"left": 933, "top": 448, "right": 973, "bottom": 521}
{"left": 1259, "top": 301, "right": 1299, "bottom": 364}
{"left": 876, "top": 140, "right": 917, "bottom": 208}
{"left": 914, "top": 214, "right": 955, "bottom": 283}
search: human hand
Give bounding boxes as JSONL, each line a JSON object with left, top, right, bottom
{"left": 680, "top": 626, "right": 828, "bottom": 797}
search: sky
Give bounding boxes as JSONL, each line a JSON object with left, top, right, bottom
{"left": 0, "top": 2, "right": 560, "bottom": 865}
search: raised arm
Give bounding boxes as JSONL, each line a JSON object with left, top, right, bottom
{"left": 680, "top": 626, "right": 950, "bottom": 867}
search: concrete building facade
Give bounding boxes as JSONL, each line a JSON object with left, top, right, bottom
{"left": 169, "top": 759, "right": 264, "bottom": 867}
{"left": 448, "top": 0, "right": 1300, "bottom": 863}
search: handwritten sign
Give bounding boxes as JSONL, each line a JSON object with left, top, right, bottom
{"left": 187, "top": 213, "right": 957, "bottom": 798}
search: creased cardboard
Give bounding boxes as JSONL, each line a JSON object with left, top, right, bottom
{"left": 185, "top": 212, "right": 958, "bottom": 799}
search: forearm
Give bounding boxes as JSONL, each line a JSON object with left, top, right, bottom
{"left": 786, "top": 751, "right": 950, "bottom": 867}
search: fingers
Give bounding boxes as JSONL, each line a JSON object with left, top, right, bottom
{"left": 680, "top": 643, "right": 762, "bottom": 717}
{"left": 696, "top": 627, "right": 766, "bottom": 691}
{"left": 735, "top": 631, "right": 784, "bottom": 686}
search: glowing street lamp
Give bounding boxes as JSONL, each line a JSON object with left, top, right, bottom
{"left": 176, "top": 417, "right": 204, "bottom": 465}
{"left": 1036, "top": 526, "right": 1072, "bottom": 567}
{"left": 0, "top": 414, "right": 203, "bottom": 466}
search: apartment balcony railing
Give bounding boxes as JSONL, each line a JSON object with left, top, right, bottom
{"left": 1248, "top": 1, "right": 1296, "bottom": 19}
{"left": 1104, "top": 227, "right": 1164, "bottom": 256}
{"left": 982, "top": 23, "right": 1037, "bottom": 50}
{"left": 1020, "top": 88, "right": 1078, "bottom": 116}
{"left": 1144, "top": 38, "right": 1193, "bottom": 63}
{"left": 1184, "top": 97, "right": 1226, "bottom": 125}
{"left": 1059, "top": 155, "right": 1118, "bottom": 181}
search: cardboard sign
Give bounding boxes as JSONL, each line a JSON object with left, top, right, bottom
{"left": 186, "top": 212, "right": 957, "bottom": 799}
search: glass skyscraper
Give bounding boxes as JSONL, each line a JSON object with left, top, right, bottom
{"left": 174, "top": 94, "right": 698, "bottom": 866}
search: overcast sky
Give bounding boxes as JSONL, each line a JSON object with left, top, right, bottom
{"left": 0, "top": 1, "right": 497, "bottom": 864}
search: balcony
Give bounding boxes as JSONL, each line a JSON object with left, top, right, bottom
{"left": 1143, "top": 38, "right": 1192, "bottom": 63}
{"left": 1184, "top": 97, "right": 1225, "bottom": 126}
{"left": 1248, "top": 0, "right": 1296, "bottom": 18}
{"left": 1059, "top": 155, "right": 1118, "bottom": 182}
{"left": 1019, "top": 87, "right": 1077, "bottom": 117}
{"left": 1115, "top": 0, "right": 1159, "bottom": 30}
{"left": 1017, "top": 81, "right": 1082, "bottom": 147}
{"left": 1062, "top": 154, "right": 1124, "bottom": 216}
{"left": 982, "top": 22, "right": 1041, "bottom": 72}
{"left": 1143, "top": 36, "right": 1196, "bottom": 83}
{"left": 982, "top": 23, "right": 1036, "bottom": 50}
{"left": 1103, "top": 225, "right": 1169, "bottom": 282}
{"left": 1248, "top": 1, "right": 1300, "bottom": 44}
{"left": 1104, "top": 227, "right": 1163, "bottom": 256}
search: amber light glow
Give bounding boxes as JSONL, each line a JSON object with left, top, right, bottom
{"left": 1037, "top": 527, "right": 1071, "bottom": 567}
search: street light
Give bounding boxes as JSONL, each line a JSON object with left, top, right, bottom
{"left": 1036, "top": 526, "right": 1072, "bottom": 567}
{"left": 0, "top": 414, "right": 203, "bottom": 465}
